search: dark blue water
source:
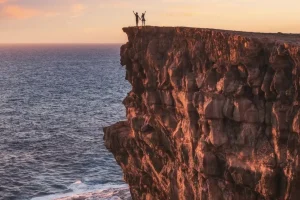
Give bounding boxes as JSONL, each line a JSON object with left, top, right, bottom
{"left": 0, "top": 44, "right": 131, "bottom": 200}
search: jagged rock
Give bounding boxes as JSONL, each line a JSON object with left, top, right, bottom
{"left": 208, "top": 119, "right": 228, "bottom": 146}
{"left": 104, "top": 27, "right": 300, "bottom": 200}
{"left": 292, "top": 110, "right": 300, "bottom": 134}
{"left": 204, "top": 95, "right": 225, "bottom": 119}
{"left": 195, "top": 151, "right": 220, "bottom": 176}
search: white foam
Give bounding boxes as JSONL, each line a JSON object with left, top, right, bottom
{"left": 31, "top": 181, "right": 131, "bottom": 200}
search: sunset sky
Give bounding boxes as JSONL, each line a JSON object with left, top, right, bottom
{"left": 0, "top": 0, "right": 300, "bottom": 43}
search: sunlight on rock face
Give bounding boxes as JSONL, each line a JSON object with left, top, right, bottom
{"left": 104, "top": 27, "right": 300, "bottom": 200}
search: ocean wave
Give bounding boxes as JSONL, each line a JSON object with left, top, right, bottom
{"left": 31, "top": 181, "right": 131, "bottom": 200}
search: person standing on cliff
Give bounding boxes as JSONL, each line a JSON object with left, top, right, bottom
{"left": 141, "top": 11, "right": 146, "bottom": 26}
{"left": 133, "top": 11, "right": 141, "bottom": 27}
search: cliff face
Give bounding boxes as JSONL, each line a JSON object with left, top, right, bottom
{"left": 104, "top": 27, "right": 300, "bottom": 200}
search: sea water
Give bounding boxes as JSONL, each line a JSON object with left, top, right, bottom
{"left": 0, "top": 44, "right": 131, "bottom": 200}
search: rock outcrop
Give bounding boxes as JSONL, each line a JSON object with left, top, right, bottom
{"left": 104, "top": 26, "right": 300, "bottom": 200}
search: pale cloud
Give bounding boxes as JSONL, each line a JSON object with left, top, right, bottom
{"left": 164, "top": 11, "right": 199, "bottom": 17}
{"left": 0, "top": 3, "right": 61, "bottom": 20}
{"left": 83, "top": 27, "right": 99, "bottom": 34}
{"left": 0, "top": 5, "right": 40, "bottom": 19}
{"left": 44, "top": 11, "right": 61, "bottom": 18}
{"left": 161, "top": 0, "right": 186, "bottom": 2}
{"left": 111, "top": 1, "right": 132, "bottom": 8}
{"left": 0, "top": 2, "right": 84, "bottom": 20}
{"left": 71, "top": 3, "right": 86, "bottom": 18}
{"left": 162, "top": 6, "right": 202, "bottom": 17}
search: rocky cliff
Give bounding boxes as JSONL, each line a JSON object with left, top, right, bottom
{"left": 103, "top": 26, "right": 300, "bottom": 200}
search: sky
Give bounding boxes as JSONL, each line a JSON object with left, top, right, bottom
{"left": 0, "top": 0, "right": 300, "bottom": 43}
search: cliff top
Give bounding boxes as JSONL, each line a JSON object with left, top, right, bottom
{"left": 123, "top": 26, "right": 300, "bottom": 46}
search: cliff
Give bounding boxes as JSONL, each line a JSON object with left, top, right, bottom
{"left": 103, "top": 26, "right": 300, "bottom": 200}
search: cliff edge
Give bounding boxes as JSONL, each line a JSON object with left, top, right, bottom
{"left": 104, "top": 26, "right": 300, "bottom": 200}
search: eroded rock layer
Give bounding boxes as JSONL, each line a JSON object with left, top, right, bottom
{"left": 104, "top": 27, "right": 300, "bottom": 200}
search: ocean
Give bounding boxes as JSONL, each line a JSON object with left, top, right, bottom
{"left": 0, "top": 44, "right": 131, "bottom": 200}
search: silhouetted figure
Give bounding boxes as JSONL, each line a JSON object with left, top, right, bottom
{"left": 141, "top": 11, "right": 146, "bottom": 26}
{"left": 133, "top": 11, "right": 141, "bottom": 27}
